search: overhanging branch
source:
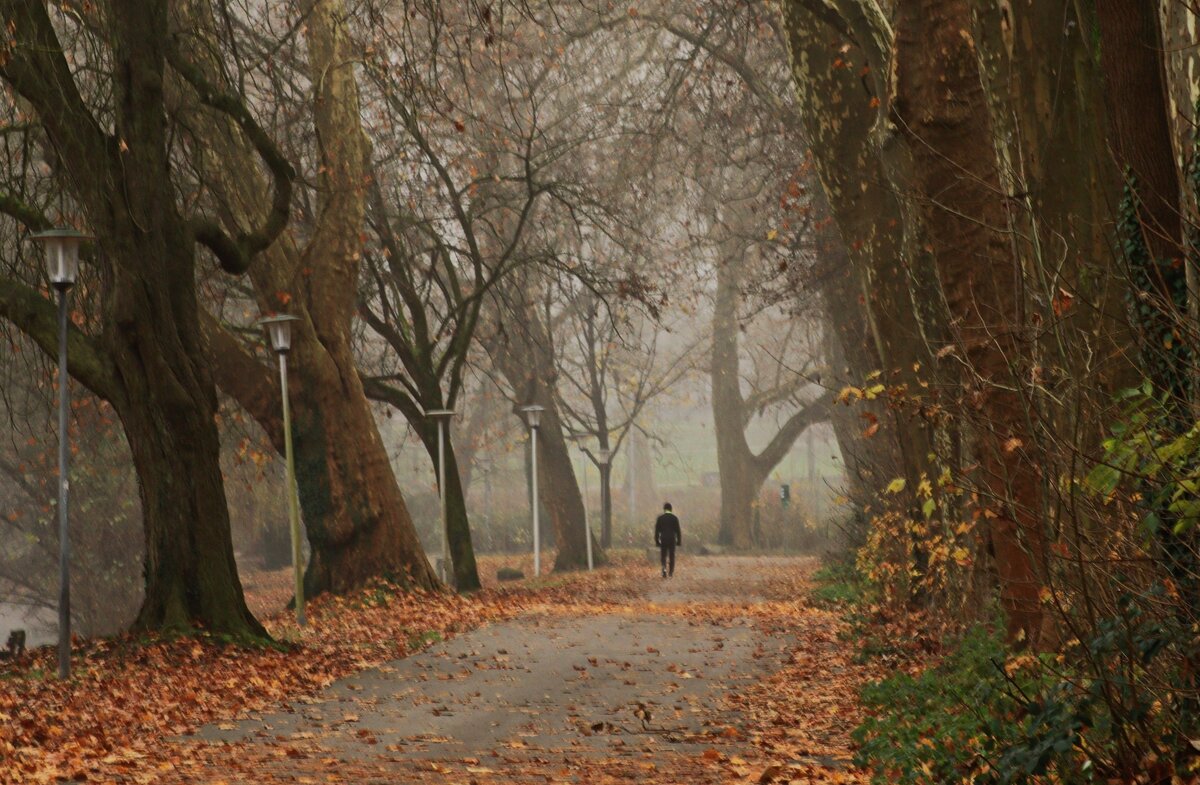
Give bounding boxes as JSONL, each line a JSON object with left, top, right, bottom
{"left": 167, "top": 43, "right": 295, "bottom": 274}
{"left": 0, "top": 276, "right": 120, "bottom": 405}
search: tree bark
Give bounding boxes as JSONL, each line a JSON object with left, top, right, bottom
{"left": 712, "top": 251, "right": 831, "bottom": 548}
{"left": 779, "top": 0, "right": 948, "bottom": 537}
{"left": 413, "top": 422, "right": 481, "bottom": 592}
{"left": 1096, "top": 2, "right": 1182, "bottom": 261}
{"left": 891, "top": 0, "right": 1049, "bottom": 646}
{"left": 712, "top": 254, "right": 758, "bottom": 549}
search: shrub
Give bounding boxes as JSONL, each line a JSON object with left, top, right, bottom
{"left": 854, "top": 590, "right": 1200, "bottom": 784}
{"left": 853, "top": 626, "right": 1043, "bottom": 785}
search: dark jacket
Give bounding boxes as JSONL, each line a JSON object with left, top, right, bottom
{"left": 655, "top": 512, "right": 681, "bottom": 547}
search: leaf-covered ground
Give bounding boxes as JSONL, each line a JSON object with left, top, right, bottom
{"left": 2, "top": 554, "right": 877, "bottom": 784}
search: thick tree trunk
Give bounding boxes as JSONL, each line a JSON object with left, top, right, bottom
{"left": 0, "top": 0, "right": 265, "bottom": 637}
{"left": 289, "top": 353, "right": 438, "bottom": 593}
{"left": 815, "top": 226, "right": 892, "bottom": 513}
{"left": 712, "top": 246, "right": 832, "bottom": 549}
{"left": 118, "top": 320, "right": 263, "bottom": 637}
{"left": 193, "top": 0, "right": 439, "bottom": 596}
{"left": 715, "top": 455, "right": 763, "bottom": 550}
{"left": 780, "top": 0, "right": 946, "bottom": 527}
{"left": 534, "top": 390, "right": 606, "bottom": 571}
{"left": 970, "top": 0, "right": 1131, "bottom": 400}
{"left": 891, "top": 0, "right": 1049, "bottom": 646}
{"left": 712, "top": 255, "right": 757, "bottom": 548}
{"left": 1096, "top": 2, "right": 1182, "bottom": 262}
{"left": 599, "top": 462, "right": 614, "bottom": 549}
{"left": 1094, "top": 1, "right": 1197, "bottom": 614}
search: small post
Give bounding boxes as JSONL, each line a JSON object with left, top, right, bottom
{"left": 32, "top": 227, "right": 88, "bottom": 680}
{"left": 259, "top": 314, "right": 304, "bottom": 627}
{"left": 427, "top": 410, "right": 456, "bottom": 587}
{"left": 520, "top": 406, "right": 545, "bottom": 577}
{"left": 56, "top": 286, "right": 71, "bottom": 679}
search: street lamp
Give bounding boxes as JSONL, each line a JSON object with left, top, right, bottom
{"left": 569, "top": 435, "right": 595, "bottom": 571}
{"left": 426, "top": 409, "right": 455, "bottom": 588}
{"left": 258, "top": 314, "right": 305, "bottom": 627}
{"left": 520, "top": 405, "right": 544, "bottom": 577}
{"left": 32, "top": 227, "right": 89, "bottom": 680}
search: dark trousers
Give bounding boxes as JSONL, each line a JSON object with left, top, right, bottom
{"left": 659, "top": 544, "right": 676, "bottom": 576}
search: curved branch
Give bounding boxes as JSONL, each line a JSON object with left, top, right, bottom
{"left": 0, "top": 1, "right": 115, "bottom": 214}
{"left": 0, "top": 276, "right": 120, "bottom": 405}
{"left": 167, "top": 44, "right": 295, "bottom": 274}
{"left": 359, "top": 374, "right": 424, "bottom": 424}
{"left": 753, "top": 391, "right": 834, "bottom": 477}
{"left": 0, "top": 192, "right": 51, "bottom": 232}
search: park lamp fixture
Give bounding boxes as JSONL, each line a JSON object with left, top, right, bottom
{"left": 258, "top": 314, "right": 300, "bottom": 355}
{"left": 594, "top": 447, "right": 612, "bottom": 466}
{"left": 32, "top": 228, "right": 90, "bottom": 291}
{"left": 520, "top": 404, "right": 544, "bottom": 430}
{"left": 426, "top": 409, "right": 456, "bottom": 585}
{"left": 256, "top": 312, "right": 305, "bottom": 625}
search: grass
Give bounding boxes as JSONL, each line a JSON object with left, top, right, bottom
{"left": 406, "top": 629, "right": 443, "bottom": 651}
{"left": 809, "top": 561, "right": 870, "bottom": 608}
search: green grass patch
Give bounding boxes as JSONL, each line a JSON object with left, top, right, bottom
{"left": 853, "top": 625, "right": 1038, "bottom": 784}
{"left": 406, "top": 629, "right": 443, "bottom": 652}
{"left": 810, "top": 560, "right": 871, "bottom": 608}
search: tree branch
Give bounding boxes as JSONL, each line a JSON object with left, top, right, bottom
{"left": 753, "top": 391, "right": 833, "bottom": 477}
{"left": 199, "top": 310, "right": 283, "bottom": 449}
{"left": 0, "top": 276, "right": 120, "bottom": 405}
{"left": 167, "top": 43, "right": 295, "bottom": 274}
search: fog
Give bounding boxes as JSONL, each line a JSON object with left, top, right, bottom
{"left": 0, "top": 1, "right": 846, "bottom": 640}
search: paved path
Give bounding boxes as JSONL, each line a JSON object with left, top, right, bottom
{"left": 186, "top": 555, "right": 834, "bottom": 782}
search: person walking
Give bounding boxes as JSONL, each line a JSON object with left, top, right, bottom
{"left": 654, "top": 503, "right": 681, "bottom": 578}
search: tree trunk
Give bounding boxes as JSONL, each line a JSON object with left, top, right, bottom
{"left": 891, "top": 0, "right": 1049, "bottom": 646}
{"left": 415, "top": 423, "right": 481, "bottom": 592}
{"left": 535, "top": 392, "right": 606, "bottom": 571}
{"left": 1096, "top": 2, "right": 1182, "bottom": 262}
{"left": 711, "top": 243, "right": 832, "bottom": 549}
{"left": 0, "top": 0, "right": 264, "bottom": 637}
{"left": 118, "top": 324, "right": 263, "bottom": 637}
{"left": 712, "top": 254, "right": 757, "bottom": 548}
{"left": 289, "top": 354, "right": 438, "bottom": 593}
{"left": 599, "top": 462, "right": 614, "bottom": 549}
{"left": 716, "top": 455, "right": 762, "bottom": 550}
{"left": 815, "top": 223, "right": 892, "bottom": 514}
{"left": 1094, "top": 0, "right": 1196, "bottom": 614}
{"left": 489, "top": 302, "right": 603, "bottom": 570}
{"left": 193, "top": 0, "right": 439, "bottom": 596}
{"left": 780, "top": 0, "right": 947, "bottom": 530}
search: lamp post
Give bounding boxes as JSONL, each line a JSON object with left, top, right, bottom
{"left": 569, "top": 435, "right": 594, "bottom": 571}
{"left": 520, "top": 405, "right": 544, "bottom": 577}
{"left": 32, "top": 228, "right": 88, "bottom": 680}
{"left": 595, "top": 447, "right": 612, "bottom": 550}
{"left": 427, "top": 409, "right": 455, "bottom": 587}
{"left": 258, "top": 314, "right": 305, "bottom": 627}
